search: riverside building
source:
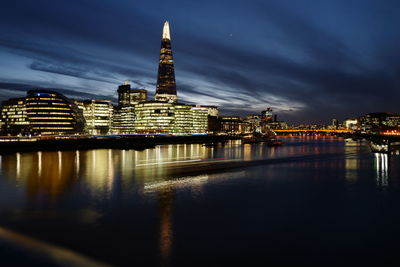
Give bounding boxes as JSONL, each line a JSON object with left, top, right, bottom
{"left": 75, "top": 100, "right": 113, "bottom": 135}
{"left": 0, "top": 98, "right": 29, "bottom": 135}
{"left": 112, "top": 81, "right": 148, "bottom": 134}
{"left": 134, "top": 101, "right": 209, "bottom": 135}
{"left": 26, "top": 90, "right": 85, "bottom": 135}
{"left": 0, "top": 91, "right": 85, "bottom": 136}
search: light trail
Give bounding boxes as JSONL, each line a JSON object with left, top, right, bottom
{"left": 136, "top": 159, "right": 202, "bottom": 167}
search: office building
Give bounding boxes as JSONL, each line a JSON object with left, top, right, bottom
{"left": 189, "top": 105, "right": 209, "bottom": 134}
{"left": 220, "top": 116, "right": 246, "bottom": 134}
{"left": 25, "top": 90, "right": 85, "bottom": 135}
{"left": 112, "top": 81, "right": 148, "bottom": 134}
{"left": 0, "top": 98, "right": 29, "bottom": 135}
{"left": 75, "top": 100, "right": 113, "bottom": 135}
{"left": 155, "top": 21, "right": 177, "bottom": 103}
{"left": 117, "top": 81, "right": 147, "bottom": 106}
{"left": 134, "top": 101, "right": 208, "bottom": 135}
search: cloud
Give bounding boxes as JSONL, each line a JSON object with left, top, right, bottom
{"left": 0, "top": 82, "right": 117, "bottom": 102}
{"left": 0, "top": 0, "right": 399, "bottom": 123}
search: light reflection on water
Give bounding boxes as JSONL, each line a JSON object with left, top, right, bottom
{"left": 0, "top": 137, "right": 399, "bottom": 266}
{"left": 0, "top": 137, "right": 390, "bottom": 207}
{"left": 375, "top": 153, "right": 389, "bottom": 187}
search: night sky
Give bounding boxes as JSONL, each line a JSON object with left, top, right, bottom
{"left": 0, "top": 0, "right": 399, "bottom": 123}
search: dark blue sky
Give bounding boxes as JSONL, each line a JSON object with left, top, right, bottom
{"left": 0, "top": 0, "right": 399, "bottom": 123}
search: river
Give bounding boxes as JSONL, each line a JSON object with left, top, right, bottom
{"left": 0, "top": 136, "right": 399, "bottom": 266}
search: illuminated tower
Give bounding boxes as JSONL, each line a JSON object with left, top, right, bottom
{"left": 155, "top": 21, "right": 177, "bottom": 103}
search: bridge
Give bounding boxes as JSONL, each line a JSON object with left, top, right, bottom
{"left": 274, "top": 129, "right": 352, "bottom": 134}
{"left": 273, "top": 129, "right": 400, "bottom": 153}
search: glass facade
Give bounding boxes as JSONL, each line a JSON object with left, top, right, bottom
{"left": 26, "top": 90, "right": 85, "bottom": 135}
{"left": 75, "top": 100, "right": 113, "bottom": 135}
{"left": 134, "top": 102, "right": 208, "bottom": 135}
{"left": 112, "top": 105, "right": 136, "bottom": 134}
{"left": 155, "top": 21, "right": 177, "bottom": 103}
{"left": 117, "top": 81, "right": 147, "bottom": 106}
{"left": 113, "top": 82, "right": 148, "bottom": 134}
{"left": 0, "top": 98, "right": 29, "bottom": 135}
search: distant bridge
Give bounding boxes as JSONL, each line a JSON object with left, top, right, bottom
{"left": 274, "top": 129, "right": 352, "bottom": 134}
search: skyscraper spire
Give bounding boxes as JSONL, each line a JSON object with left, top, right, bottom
{"left": 162, "top": 21, "right": 171, "bottom": 40}
{"left": 155, "top": 21, "right": 177, "bottom": 103}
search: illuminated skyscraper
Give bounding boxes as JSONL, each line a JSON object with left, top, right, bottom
{"left": 155, "top": 21, "right": 177, "bottom": 103}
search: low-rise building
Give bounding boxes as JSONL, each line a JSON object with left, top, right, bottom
{"left": 134, "top": 101, "right": 209, "bottom": 135}
{"left": 220, "top": 116, "right": 246, "bottom": 134}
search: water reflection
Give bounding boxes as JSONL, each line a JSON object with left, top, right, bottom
{"left": 375, "top": 153, "right": 389, "bottom": 187}
{"left": 0, "top": 139, "right": 394, "bottom": 201}
{"left": 344, "top": 141, "right": 360, "bottom": 183}
{"left": 0, "top": 137, "right": 399, "bottom": 266}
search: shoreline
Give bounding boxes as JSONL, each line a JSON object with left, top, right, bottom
{"left": 0, "top": 134, "right": 241, "bottom": 153}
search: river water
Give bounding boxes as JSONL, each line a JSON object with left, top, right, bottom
{"left": 0, "top": 136, "right": 399, "bottom": 266}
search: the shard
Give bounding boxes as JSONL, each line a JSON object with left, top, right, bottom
{"left": 155, "top": 21, "right": 177, "bottom": 103}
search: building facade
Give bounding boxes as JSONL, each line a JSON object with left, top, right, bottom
{"left": 25, "top": 90, "right": 85, "bottom": 135}
{"left": 220, "top": 116, "right": 246, "bottom": 134}
{"left": 117, "top": 81, "right": 147, "bottom": 106}
{"left": 112, "top": 81, "right": 148, "bottom": 134}
{"left": 75, "top": 100, "right": 113, "bottom": 135}
{"left": 134, "top": 101, "right": 208, "bottom": 135}
{"left": 155, "top": 21, "right": 177, "bottom": 103}
{"left": 0, "top": 98, "right": 29, "bottom": 135}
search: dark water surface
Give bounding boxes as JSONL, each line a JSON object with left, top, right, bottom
{"left": 0, "top": 136, "right": 400, "bottom": 266}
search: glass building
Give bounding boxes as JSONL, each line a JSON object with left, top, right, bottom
{"left": 155, "top": 21, "right": 177, "bottom": 103}
{"left": 112, "top": 81, "right": 148, "bottom": 134}
{"left": 25, "top": 90, "right": 85, "bottom": 135}
{"left": 134, "top": 102, "right": 209, "bottom": 135}
{"left": 117, "top": 81, "right": 147, "bottom": 106}
{"left": 0, "top": 98, "right": 30, "bottom": 135}
{"left": 75, "top": 100, "right": 113, "bottom": 135}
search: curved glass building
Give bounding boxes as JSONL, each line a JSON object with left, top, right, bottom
{"left": 26, "top": 90, "right": 85, "bottom": 135}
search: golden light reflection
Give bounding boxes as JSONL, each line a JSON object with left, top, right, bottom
{"left": 82, "top": 150, "right": 115, "bottom": 198}
{"left": 58, "top": 151, "right": 62, "bottom": 176}
{"left": 0, "top": 143, "right": 250, "bottom": 205}
{"left": 244, "top": 144, "right": 251, "bottom": 161}
{"left": 38, "top": 151, "right": 42, "bottom": 177}
{"left": 344, "top": 142, "right": 359, "bottom": 183}
{"left": 75, "top": 150, "right": 80, "bottom": 175}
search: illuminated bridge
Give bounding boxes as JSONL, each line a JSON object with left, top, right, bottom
{"left": 274, "top": 129, "right": 353, "bottom": 134}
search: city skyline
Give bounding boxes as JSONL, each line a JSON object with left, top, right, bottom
{"left": 0, "top": 0, "right": 399, "bottom": 123}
